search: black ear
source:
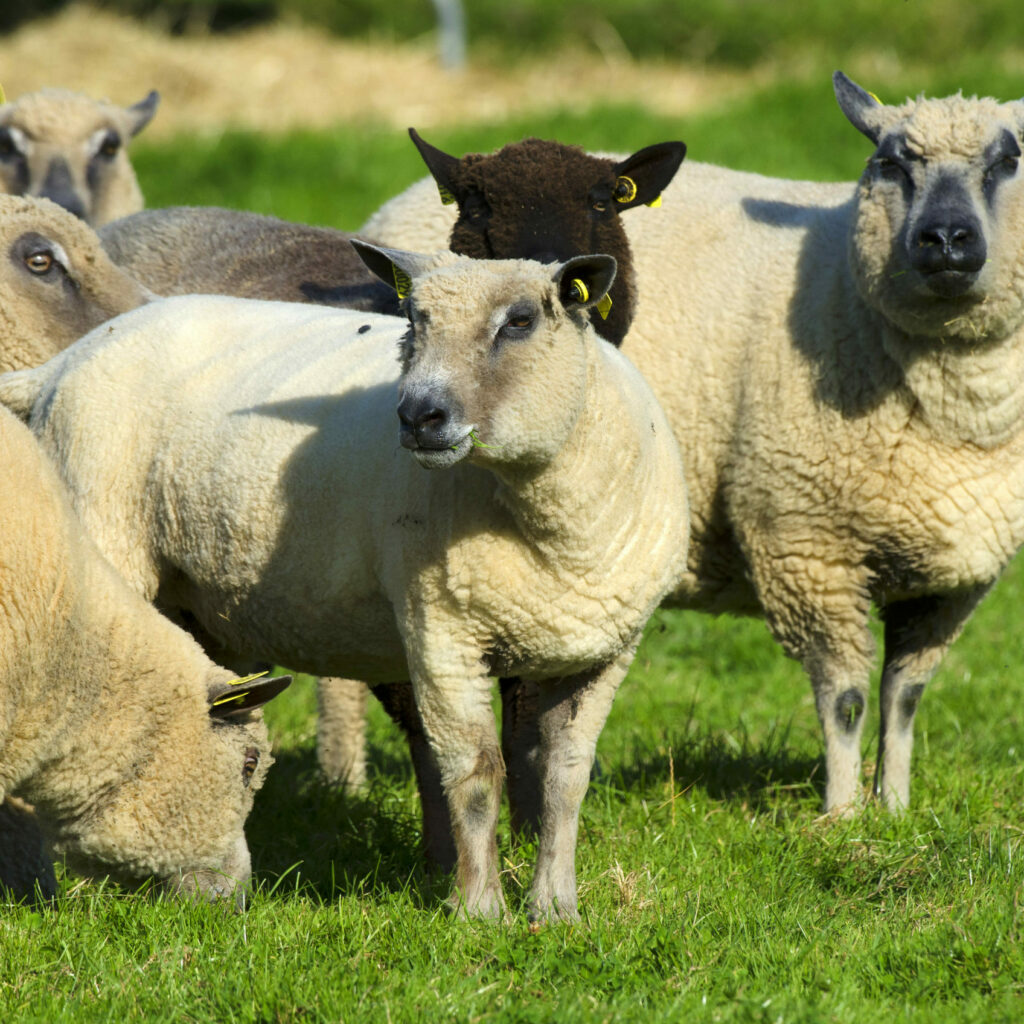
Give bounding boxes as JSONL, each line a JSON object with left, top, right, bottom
{"left": 127, "top": 90, "right": 160, "bottom": 137}
{"left": 611, "top": 141, "right": 686, "bottom": 210}
{"left": 209, "top": 674, "right": 292, "bottom": 720}
{"left": 833, "top": 71, "right": 882, "bottom": 144}
{"left": 409, "top": 128, "right": 463, "bottom": 205}
{"left": 556, "top": 254, "right": 617, "bottom": 313}
{"left": 350, "top": 239, "right": 437, "bottom": 299}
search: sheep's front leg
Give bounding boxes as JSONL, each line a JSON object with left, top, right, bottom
{"left": 409, "top": 656, "right": 506, "bottom": 919}
{"left": 316, "top": 677, "right": 369, "bottom": 792}
{"left": 528, "top": 648, "right": 633, "bottom": 924}
{"left": 876, "top": 586, "right": 989, "bottom": 812}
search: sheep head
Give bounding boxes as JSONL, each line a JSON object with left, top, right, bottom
{"left": 835, "top": 71, "right": 1024, "bottom": 343}
{"left": 353, "top": 240, "right": 616, "bottom": 470}
{"left": 407, "top": 130, "right": 683, "bottom": 346}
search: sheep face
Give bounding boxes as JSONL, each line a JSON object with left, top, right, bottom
{"left": 46, "top": 674, "right": 289, "bottom": 907}
{"left": 0, "top": 88, "right": 158, "bottom": 226}
{"left": 353, "top": 242, "right": 616, "bottom": 470}
{"left": 407, "top": 131, "right": 684, "bottom": 346}
{"left": 836, "top": 72, "right": 1024, "bottom": 342}
{"left": 0, "top": 195, "right": 151, "bottom": 372}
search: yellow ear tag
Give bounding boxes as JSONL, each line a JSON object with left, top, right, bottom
{"left": 595, "top": 293, "right": 613, "bottom": 320}
{"left": 645, "top": 194, "right": 662, "bottom": 208}
{"left": 569, "top": 278, "right": 590, "bottom": 303}
{"left": 230, "top": 670, "right": 269, "bottom": 686}
{"left": 393, "top": 265, "right": 412, "bottom": 299}
{"left": 212, "top": 690, "right": 251, "bottom": 707}
{"left": 868, "top": 90, "right": 882, "bottom": 104}
{"left": 437, "top": 183, "right": 456, "bottom": 206}
{"left": 212, "top": 668, "right": 269, "bottom": 706}
{"left": 614, "top": 175, "right": 639, "bottom": 204}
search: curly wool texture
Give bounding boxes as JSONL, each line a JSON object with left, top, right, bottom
{"left": 0, "top": 254, "right": 689, "bottom": 918}
{"left": 0, "top": 406, "right": 274, "bottom": 901}
{"left": 363, "top": 83, "right": 1024, "bottom": 815}
{"left": 0, "top": 194, "right": 150, "bottom": 374}
{"left": 100, "top": 206, "right": 399, "bottom": 315}
{"left": 0, "top": 88, "right": 155, "bottom": 227}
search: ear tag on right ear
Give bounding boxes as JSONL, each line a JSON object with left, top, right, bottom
{"left": 614, "top": 175, "right": 639, "bottom": 204}
{"left": 868, "top": 89, "right": 882, "bottom": 103}
{"left": 0, "top": 84, "right": 5, "bottom": 105}
{"left": 595, "top": 293, "right": 613, "bottom": 320}
{"left": 645, "top": 194, "right": 663, "bottom": 208}
{"left": 393, "top": 265, "right": 412, "bottom": 299}
{"left": 212, "top": 690, "right": 251, "bottom": 708}
{"left": 437, "top": 183, "right": 456, "bottom": 205}
{"left": 569, "top": 278, "right": 590, "bottom": 303}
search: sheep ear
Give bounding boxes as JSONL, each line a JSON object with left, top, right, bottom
{"left": 409, "top": 128, "right": 462, "bottom": 206}
{"left": 833, "top": 71, "right": 883, "bottom": 144}
{"left": 612, "top": 141, "right": 686, "bottom": 209}
{"left": 208, "top": 674, "right": 291, "bottom": 720}
{"left": 126, "top": 90, "right": 159, "bottom": 137}
{"left": 555, "top": 254, "right": 617, "bottom": 313}
{"left": 350, "top": 239, "right": 437, "bottom": 299}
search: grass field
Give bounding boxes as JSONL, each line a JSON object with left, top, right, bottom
{"left": 3, "top": 48, "right": 1024, "bottom": 1024}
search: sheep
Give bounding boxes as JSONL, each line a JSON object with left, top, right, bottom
{"left": 0, "top": 87, "right": 158, "bottom": 227}
{"left": 362, "top": 74, "right": 1024, "bottom": 817}
{"left": 0, "top": 194, "right": 151, "bottom": 373}
{"left": 99, "top": 206, "right": 399, "bottom": 316}
{"left": 0, "top": 404, "right": 290, "bottom": 904}
{"left": 0, "top": 247, "right": 689, "bottom": 920}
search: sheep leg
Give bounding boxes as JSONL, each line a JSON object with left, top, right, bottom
{"left": 0, "top": 797, "right": 56, "bottom": 903}
{"left": 876, "top": 587, "right": 989, "bottom": 812}
{"left": 408, "top": 664, "right": 506, "bottom": 919}
{"left": 316, "top": 677, "right": 369, "bottom": 792}
{"left": 527, "top": 648, "right": 632, "bottom": 924}
{"left": 500, "top": 677, "right": 543, "bottom": 840}
{"left": 370, "top": 682, "right": 456, "bottom": 873}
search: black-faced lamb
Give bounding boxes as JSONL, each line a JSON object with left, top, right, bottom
{"left": 0, "top": 248, "right": 689, "bottom": 920}
{"left": 0, "top": 87, "right": 159, "bottom": 226}
{"left": 363, "top": 74, "right": 1024, "bottom": 817}
{"left": 0, "top": 194, "right": 151, "bottom": 373}
{"left": 0, "top": 404, "right": 289, "bottom": 904}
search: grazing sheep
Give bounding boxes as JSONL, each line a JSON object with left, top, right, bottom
{"left": 364, "top": 130, "right": 686, "bottom": 347}
{"left": 0, "top": 405, "right": 289, "bottom": 904}
{"left": 0, "top": 248, "right": 689, "bottom": 920}
{"left": 0, "top": 194, "right": 151, "bottom": 373}
{"left": 100, "top": 206, "right": 399, "bottom": 316}
{"left": 363, "top": 75, "right": 1024, "bottom": 817}
{"left": 0, "top": 88, "right": 159, "bottom": 226}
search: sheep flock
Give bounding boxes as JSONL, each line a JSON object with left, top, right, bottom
{"left": 0, "top": 67, "right": 1022, "bottom": 923}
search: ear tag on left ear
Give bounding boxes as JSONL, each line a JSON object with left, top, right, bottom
{"left": 595, "top": 293, "right": 613, "bottom": 320}
{"left": 437, "top": 183, "right": 456, "bottom": 205}
{"left": 212, "top": 690, "right": 251, "bottom": 708}
{"left": 614, "top": 175, "right": 639, "bottom": 204}
{"left": 393, "top": 265, "right": 412, "bottom": 299}
{"left": 868, "top": 89, "right": 882, "bottom": 104}
{"left": 0, "top": 84, "right": 5, "bottom": 105}
{"left": 645, "top": 194, "right": 663, "bottom": 208}
{"left": 569, "top": 278, "right": 590, "bottom": 303}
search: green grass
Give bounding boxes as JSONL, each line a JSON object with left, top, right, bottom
{"left": 6, "top": 76, "right": 1024, "bottom": 1022}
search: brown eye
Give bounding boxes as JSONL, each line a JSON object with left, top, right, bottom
{"left": 242, "top": 748, "right": 259, "bottom": 787}
{"left": 26, "top": 251, "right": 53, "bottom": 274}
{"left": 99, "top": 133, "right": 121, "bottom": 158}
{"left": 592, "top": 201, "right": 608, "bottom": 212}
{"left": 508, "top": 315, "right": 533, "bottom": 329}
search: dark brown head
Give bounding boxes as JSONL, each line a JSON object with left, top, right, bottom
{"left": 408, "top": 130, "right": 684, "bottom": 346}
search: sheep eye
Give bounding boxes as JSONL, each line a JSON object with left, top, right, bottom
{"left": 98, "top": 132, "right": 121, "bottom": 158}
{"left": 242, "top": 748, "right": 260, "bottom": 787}
{"left": 0, "top": 130, "right": 17, "bottom": 158}
{"left": 592, "top": 200, "right": 608, "bottom": 212}
{"left": 507, "top": 314, "right": 533, "bottom": 330}
{"left": 25, "top": 251, "right": 53, "bottom": 274}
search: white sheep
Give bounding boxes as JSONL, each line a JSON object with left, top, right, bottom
{"left": 0, "top": 247, "right": 689, "bottom": 920}
{"left": 0, "top": 404, "right": 289, "bottom": 904}
{"left": 362, "top": 74, "right": 1024, "bottom": 816}
{"left": 0, "top": 194, "right": 151, "bottom": 373}
{"left": 0, "top": 87, "right": 158, "bottom": 226}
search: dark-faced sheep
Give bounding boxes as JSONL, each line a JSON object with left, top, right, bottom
{"left": 0, "top": 88, "right": 159, "bottom": 226}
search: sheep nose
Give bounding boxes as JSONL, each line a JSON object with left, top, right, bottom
{"left": 397, "top": 393, "right": 450, "bottom": 449}
{"left": 38, "top": 158, "right": 88, "bottom": 221}
{"left": 912, "top": 219, "right": 986, "bottom": 275}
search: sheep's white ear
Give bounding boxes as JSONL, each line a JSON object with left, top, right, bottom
{"left": 208, "top": 674, "right": 292, "bottom": 720}
{"left": 833, "top": 71, "right": 884, "bottom": 144}
{"left": 555, "top": 254, "right": 617, "bottom": 313}
{"left": 409, "top": 128, "right": 463, "bottom": 206}
{"left": 612, "top": 141, "right": 686, "bottom": 209}
{"left": 351, "top": 239, "right": 438, "bottom": 300}
{"left": 126, "top": 90, "right": 159, "bottom": 137}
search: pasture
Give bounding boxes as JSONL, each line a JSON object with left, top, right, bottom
{"left": 2, "top": 6, "right": 1024, "bottom": 1022}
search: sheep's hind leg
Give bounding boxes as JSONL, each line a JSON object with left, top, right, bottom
{"left": 876, "top": 587, "right": 989, "bottom": 812}
{"left": 316, "top": 677, "right": 369, "bottom": 792}
{"left": 500, "top": 677, "right": 543, "bottom": 840}
{"left": 528, "top": 648, "right": 633, "bottom": 925}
